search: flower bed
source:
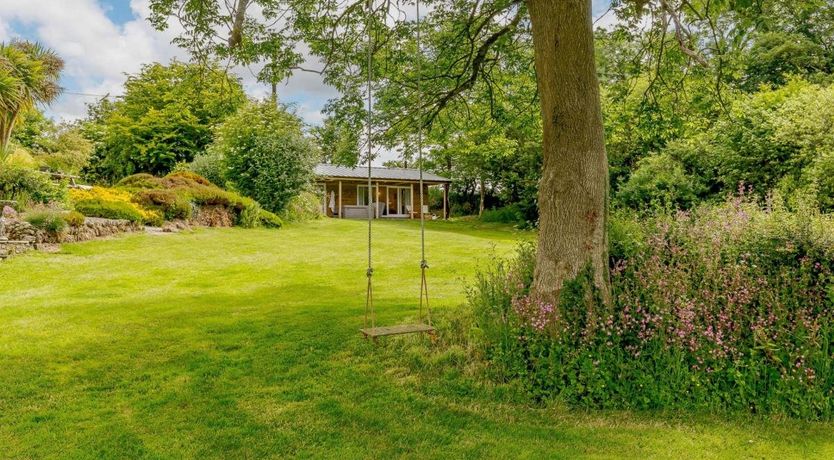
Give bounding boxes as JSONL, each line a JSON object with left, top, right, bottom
{"left": 70, "top": 186, "right": 160, "bottom": 225}
{"left": 69, "top": 171, "right": 281, "bottom": 229}
{"left": 469, "top": 195, "right": 834, "bottom": 419}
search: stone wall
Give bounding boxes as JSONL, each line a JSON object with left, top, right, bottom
{"left": 192, "top": 205, "right": 235, "bottom": 227}
{"left": 0, "top": 239, "right": 33, "bottom": 260}
{"left": 0, "top": 217, "right": 141, "bottom": 261}
{"left": 3, "top": 219, "right": 43, "bottom": 244}
{"left": 61, "top": 217, "right": 142, "bottom": 243}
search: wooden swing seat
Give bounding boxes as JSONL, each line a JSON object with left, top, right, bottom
{"left": 361, "top": 323, "right": 435, "bottom": 338}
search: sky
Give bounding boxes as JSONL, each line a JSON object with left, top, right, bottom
{"left": 0, "top": 0, "right": 616, "bottom": 126}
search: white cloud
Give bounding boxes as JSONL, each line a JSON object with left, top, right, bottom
{"left": 295, "top": 102, "right": 325, "bottom": 126}
{"left": 0, "top": 0, "right": 337, "bottom": 125}
{"left": 231, "top": 49, "right": 338, "bottom": 127}
{"left": 0, "top": 0, "right": 190, "bottom": 120}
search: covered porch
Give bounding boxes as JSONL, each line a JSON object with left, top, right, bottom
{"left": 314, "top": 164, "right": 451, "bottom": 219}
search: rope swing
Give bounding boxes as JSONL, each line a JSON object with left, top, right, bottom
{"left": 364, "top": 0, "right": 375, "bottom": 333}
{"left": 361, "top": 0, "right": 435, "bottom": 340}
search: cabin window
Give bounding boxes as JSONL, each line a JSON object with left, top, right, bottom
{"left": 357, "top": 185, "right": 371, "bottom": 206}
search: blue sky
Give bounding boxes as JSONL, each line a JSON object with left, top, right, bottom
{"left": 0, "top": 0, "right": 614, "bottom": 125}
{"left": 100, "top": 0, "right": 136, "bottom": 24}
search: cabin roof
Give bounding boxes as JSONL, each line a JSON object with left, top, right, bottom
{"left": 314, "top": 164, "right": 451, "bottom": 183}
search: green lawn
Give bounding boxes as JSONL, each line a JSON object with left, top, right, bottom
{"left": 1, "top": 218, "right": 832, "bottom": 458}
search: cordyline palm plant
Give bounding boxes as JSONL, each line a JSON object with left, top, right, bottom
{"left": 0, "top": 41, "right": 63, "bottom": 162}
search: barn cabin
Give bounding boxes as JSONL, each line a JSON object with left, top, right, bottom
{"left": 314, "top": 164, "right": 451, "bottom": 219}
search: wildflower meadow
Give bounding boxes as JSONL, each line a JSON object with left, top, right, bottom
{"left": 469, "top": 193, "right": 834, "bottom": 419}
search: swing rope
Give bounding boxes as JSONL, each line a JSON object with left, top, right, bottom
{"left": 416, "top": 0, "right": 432, "bottom": 327}
{"left": 363, "top": 0, "right": 432, "bottom": 335}
{"left": 365, "top": 0, "right": 375, "bottom": 331}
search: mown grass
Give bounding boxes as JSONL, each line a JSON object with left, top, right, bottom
{"left": 0, "top": 218, "right": 832, "bottom": 458}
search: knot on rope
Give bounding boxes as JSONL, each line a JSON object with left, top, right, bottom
{"left": 366, "top": 267, "right": 374, "bottom": 278}
{"left": 420, "top": 259, "right": 429, "bottom": 269}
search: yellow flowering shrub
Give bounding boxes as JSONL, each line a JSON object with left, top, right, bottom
{"left": 69, "top": 186, "right": 133, "bottom": 204}
{"left": 68, "top": 172, "right": 278, "bottom": 228}
{"left": 69, "top": 186, "right": 161, "bottom": 224}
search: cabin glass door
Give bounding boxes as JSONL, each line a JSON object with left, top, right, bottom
{"left": 397, "top": 188, "right": 412, "bottom": 215}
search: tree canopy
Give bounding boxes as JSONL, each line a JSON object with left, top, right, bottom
{"left": 143, "top": 0, "right": 834, "bottom": 302}
{"left": 211, "top": 101, "right": 316, "bottom": 213}
{"left": 0, "top": 41, "right": 63, "bottom": 159}
{"left": 82, "top": 61, "right": 246, "bottom": 183}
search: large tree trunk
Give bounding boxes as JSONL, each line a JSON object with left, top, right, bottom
{"left": 527, "top": 0, "right": 610, "bottom": 305}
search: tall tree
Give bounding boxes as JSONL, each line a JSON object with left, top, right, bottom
{"left": 148, "top": 0, "right": 615, "bottom": 303}
{"left": 82, "top": 61, "right": 246, "bottom": 182}
{"left": 0, "top": 41, "right": 63, "bottom": 160}
{"left": 528, "top": 0, "right": 609, "bottom": 302}
{"left": 149, "top": 0, "right": 730, "bottom": 304}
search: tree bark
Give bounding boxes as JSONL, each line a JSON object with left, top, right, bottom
{"left": 0, "top": 112, "right": 20, "bottom": 155}
{"left": 478, "top": 177, "right": 486, "bottom": 216}
{"left": 228, "top": 0, "right": 249, "bottom": 49}
{"left": 527, "top": 0, "right": 610, "bottom": 305}
{"left": 443, "top": 182, "right": 450, "bottom": 218}
{"left": 444, "top": 151, "right": 452, "bottom": 219}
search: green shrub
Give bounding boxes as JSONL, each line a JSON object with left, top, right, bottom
{"left": 467, "top": 195, "right": 834, "bottom": 420}
{"left": 608, "top": 209, "right": 645, "bottom": 262}
{"left": 451, "top": 202, "right": 474, "bottom": 217}
{"left": 85, "top": 171, "right": 274, "bottom": 229}
{"left": 616, "top": 150, "right": 706, "bottom": 211}
{"left": 666, "top": 79, "right": 834, "bottom": 204}
{"left": 11, "top": 112, "right": 92, "bottom": 175}
{"left": 481, "top": 205, "right": 524, "bottom": 225}
{"left": 118, "top": 171, "right": 252, "bottom": 221}
{"left": 235, "top": 200, "right": 282, "bottom": 229}
{"left": 186, "top": 185, "right": 248, "bottom": 210}
{"left": 164, "top": 170, "right": 215, "bottom": 187}
{"left": 33, "top": 128, "right": 93, "bottom": 175}
{"left": 259, "top": 209, "right": 283, "bottom": 228}
{"left": 795, "top": 150, "right": 834, "bottom": 211}
{"left": 23, "top": 207, "right": 68, "bottom": 234}
{"left": 69, "top": 187, "right": 161, "bottom": 225}
{"left": 0, "top": 164, "right": 66, "bottom": 205}
{"left": 37, "top": 150, "right": 90, "bottom": 175}
{"left": 4, "top": 147, "right": 37, "bottom": 168}
{"left": 64, "top": 210, "right": 85, "bottom": 227}
{"left": 74, "top": 199, "right": 150, "bottom": 224}
{"left": 278, "top": 191, "right": 322, "bottom": 222}
{"left": 467, "top": 242, "right": 536, "bottom": 382}
{"left": 237, "top": 201, "right": 262, "bottom": 228}
{"left": 188, "top": 149, "right": 227, "bottom": 188}
{"left": 133, "top": 189, "right": 193, "bottom": 220}
{"left": 216, "top": 101, "right": 316, "bottom": 213}
{"left": 116, "top": 173, "right": 161, "bottom": 190}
